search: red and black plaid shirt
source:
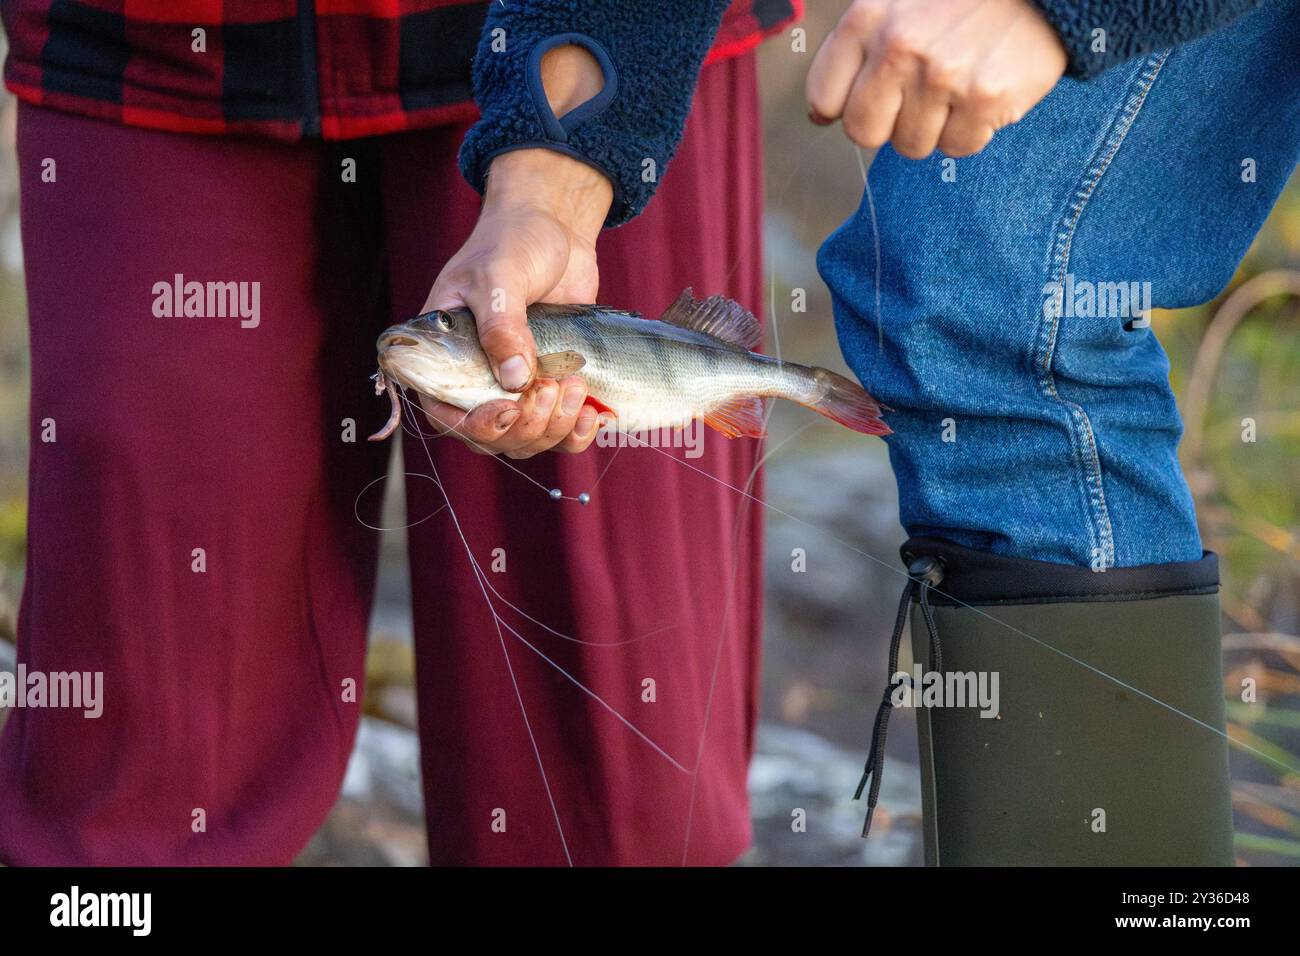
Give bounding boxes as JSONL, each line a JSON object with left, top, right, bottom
{"left": 2, "top": 0, "right": 801, "bottom": 141}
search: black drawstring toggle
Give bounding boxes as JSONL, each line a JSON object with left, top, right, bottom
{"left": 855, "top": 555, "right": 944, "bottom": 838}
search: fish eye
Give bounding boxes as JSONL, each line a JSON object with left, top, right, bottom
{"left": 435, "top": 312, "right": 454, "bottom": 332}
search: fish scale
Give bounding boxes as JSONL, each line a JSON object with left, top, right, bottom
{"left": 532, "top": 312, "right": 769, "bottom": 431}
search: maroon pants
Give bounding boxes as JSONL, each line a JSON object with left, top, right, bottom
{"left": 0, "top": 55, "right": 763, "bottom": 866}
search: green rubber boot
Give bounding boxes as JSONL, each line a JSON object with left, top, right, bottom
{"left": 855, "top": 537, "right": 1234, "bottom": 866}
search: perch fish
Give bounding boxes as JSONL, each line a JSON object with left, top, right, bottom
{"left": 369, "top": 289, "right": 890, "bottom": 442}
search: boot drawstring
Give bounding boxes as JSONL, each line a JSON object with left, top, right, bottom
{"left": 854, "top": 555, "right": 944, "bottom": 837}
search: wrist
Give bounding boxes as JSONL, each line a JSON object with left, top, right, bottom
{"left": 483, "top": 148, "right": 613, "bottom": 239}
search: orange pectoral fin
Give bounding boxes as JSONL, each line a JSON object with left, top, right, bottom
{"left": 702, "top": 397, "right": 767, "bottom": 439}
{"left": 584, "top": 395, "right": 616, "bottom": 417}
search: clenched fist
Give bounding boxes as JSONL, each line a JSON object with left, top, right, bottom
{"left": 806, "top": 0, "right": 1068, "bottom": 158}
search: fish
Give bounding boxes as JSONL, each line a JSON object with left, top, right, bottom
{"left": 368, "top": 289, "right": 890, "bottom": 442}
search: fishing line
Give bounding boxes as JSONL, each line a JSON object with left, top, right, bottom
{"left": 401, "top": 400, "right": 472, "bottom": 441}
{"left": 352, "top": 472, "right": 447, "bottom": 532}
{"left": 405, "top": 405, "right": 575, "bottom": 865}
{"left": 835, "top": 143, "right": 1292, "bottom": 771}
{"left": 681, "top": 257, "right": 787, "bottom": 863}
{"left": 852, "top": 144, "right": 885, "bottom": 351}
{"left": 767, "top": 249, "right": 784, "bottom": 372}
{"left": 400, "top": 381, "right": 768, "bottom": 860}
{"left": 487, "top": 606, "right": 692, "bottom": 773}
{"left": 713, "top": 123, "right": 838, "bottom": 294}
{"left": 390, "top": 391, "right": 813, "bottom": 652}
{"left": 583, "top": 441, "right": 623, "bottom": 494}
{"left": 495, "top": 118, "right": 1300, "bottom": 780}
{"left": 658, "top": 110, "right": 847, "bottom": 854}
{"left": 627, "top": 434, "right": 1300, "bottom": 778}
{"left": 393, "top": 394, "right": 780, "bottom": 651}
{"left": 372, "top": 314, "right": 795, "bottom": 861}
{"left": 396, "top": 387, "right": 565, "bottom": 499}
{"left": 392, "top": 331, "right": 804, "bottom": 635}
{"left": 351, "top": 91, "right": 1297, "bottom": 866}
{"left": 392, "top": 388, "right": 712, "bottom": 648}
{"left": 401, "top": 387, "right": 589, "bottom": 502}
{"left": 349, "top": 397, "right": 466, "bottom": 533}
{"left": 473, "top": 567, "right": 679, "bottom": 648}
{"left": 679, "top": 455, "right": 759, "bottom": 864}
{"left": 374, "top": 264, "right": 825, "bottom": 858}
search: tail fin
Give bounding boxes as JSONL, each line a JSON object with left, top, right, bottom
{"left": 799, "top": 367, "right": 891, "bottom": 436}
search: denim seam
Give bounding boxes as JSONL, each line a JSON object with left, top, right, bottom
{"left": 1035, "top": 51, "right": 1168, "bottom": 570}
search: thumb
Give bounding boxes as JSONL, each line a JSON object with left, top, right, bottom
{"left": 464, "top": 281, "right": 537, "bottom": 393}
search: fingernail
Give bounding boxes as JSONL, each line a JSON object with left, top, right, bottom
{"left": 499, "top": 355, "right": 530, "bottom": 391}
{"left": 561, "top": 386, "right": 584, "bottom": 416}
{"left": 808, "top": 109, "right": 833, "bottom": 126}
{"left": 574, "top": 408, "right": 597, "bottom": 438}
{"left": 495, "top": 407, "right": 521, "bottom": 431}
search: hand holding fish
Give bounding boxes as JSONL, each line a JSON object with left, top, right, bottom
{"left": 417, "top": 147, "right": 613, "bottom": 458}
{"left": 370, "top": 291, "right": 891, "bottom": 447}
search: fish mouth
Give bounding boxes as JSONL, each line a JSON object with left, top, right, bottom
{"left": 377, "top": 331, "right": 421, "bottom": 350}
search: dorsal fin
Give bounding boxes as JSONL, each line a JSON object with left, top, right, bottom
{"left": 657, "top": 289, "right": 762, "bottom": 350}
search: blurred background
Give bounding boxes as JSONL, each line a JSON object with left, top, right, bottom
{"left": 0, "top": 8, "right": 1297, "bottom": 866}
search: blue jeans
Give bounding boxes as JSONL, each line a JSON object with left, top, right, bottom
{"left": 819, "top": 0, "right": 1300, "bottom": 569}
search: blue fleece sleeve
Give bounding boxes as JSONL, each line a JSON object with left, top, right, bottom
{"left": 1030, "top": 0, "right": 1266, "bottom": 78}
{"left": 457, "top": 0, "right": 731, "bottom": 228}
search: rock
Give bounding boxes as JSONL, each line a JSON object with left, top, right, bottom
{"left": 758, "top": 440, "right": 920, "bottom": 774}
{"left": 301, "top": 715, "right": 922, "bottom": 867}
{"left": 340, "top": 716, "right": 423, "bottom": 818}
{"left": 764, "top": 443, "right": 906, "bottom": 631}
{"left": 748, "top": 722, "right": 923, "bottom": 867}
{"left": 297, "top": 716, "right": 427, "bottom": 867}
